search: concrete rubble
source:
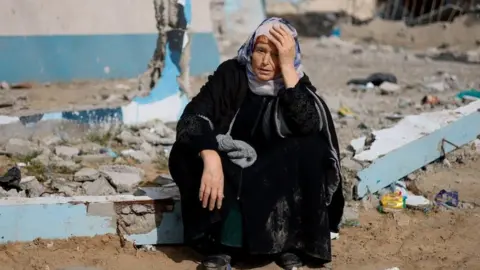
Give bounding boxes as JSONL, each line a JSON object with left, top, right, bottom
{"left": 0, "top": 120, "right": 176, "bottom": 198}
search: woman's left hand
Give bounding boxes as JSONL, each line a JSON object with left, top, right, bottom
{"left": 269, "top": 24, "right": 296, "bottom": 69}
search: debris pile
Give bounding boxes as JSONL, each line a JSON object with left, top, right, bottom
{"left": 0, "top": 120, "right": 176, "bottom": 198}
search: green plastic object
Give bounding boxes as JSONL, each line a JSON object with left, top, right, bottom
{"left": 455, "top": 89, "right": 480, "bottom": 100}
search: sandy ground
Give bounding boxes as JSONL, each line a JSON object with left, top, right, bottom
{"left": 1, "top": 19, "right": 480, "bottom": 270}
{"left": 341, "top": 15, "right": 480, "bottom": 50}
{"left": 0, "top": 159, "right": 479, "bottom": 270}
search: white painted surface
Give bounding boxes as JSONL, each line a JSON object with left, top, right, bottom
{"left": 0, "top": 0, "right": 156, "bottom": 35}
{"left": 351, "top": 100, "right": 480, "bottom": 162}
{"left": 0, "top": 186, "right": 179, "bottom": 206}
{"left": 190, "top": 0, "right": 214, "bottom": 32}
{"left": 122, "top": 93, "right": 188, "bottom": 125}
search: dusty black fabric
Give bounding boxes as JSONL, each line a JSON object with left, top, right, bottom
{"left": 169, "top": 59, "right": 344, "bottom": 262}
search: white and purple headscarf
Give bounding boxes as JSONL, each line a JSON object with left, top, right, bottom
{"left": 236, "top": 17, "right": 304, "bottom": 96}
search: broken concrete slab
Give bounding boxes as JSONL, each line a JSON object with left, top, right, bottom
{"left": 0, "top": 186, "right": 182, "bottom": 245}
{"left": 352, "top": 100, "right": 480, "bottom": 197}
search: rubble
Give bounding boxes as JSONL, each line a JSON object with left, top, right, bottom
{"left": 0, "top": 120, "right": 176, "bottom": 198}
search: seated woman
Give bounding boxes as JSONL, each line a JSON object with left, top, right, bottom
{"left": 169, "top": 17, "right": 345, "bottom": 269}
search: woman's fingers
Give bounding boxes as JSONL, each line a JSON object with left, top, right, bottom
{"left": 199, "top": 181, "right": 206, "bottom": 201}
{"left": 202, "top": 186, "right": 212, "bottom": 208}
{"left": 269, "top": 27, "right": 285, "bottom": 45}
{"left": 209, "top": 187, "right": 218, "bottom": 210}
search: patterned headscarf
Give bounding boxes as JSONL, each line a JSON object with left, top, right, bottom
{"left": 237, "top": 17, "right": 304, "bottom": 96}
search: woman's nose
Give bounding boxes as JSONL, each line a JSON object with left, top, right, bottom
{"left": 262, "top": 54, "right": 270, "bottom": 65}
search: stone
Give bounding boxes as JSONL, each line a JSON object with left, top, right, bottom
{"left": 158, "top": 137, "right": 176, "bottom": 145}
{"left": 116, "top": 130, "right": 143, "bottom": 145}
{"left": 379, "top": 82, "right": 401, "bottom": 95}
{"left": 83, "top": 177, "right": 117, "bottom": 196}
{"left": 0, "top": 188, "right": 26, "bottom": 198}
{"left": 76, "top": 142, "right": 103, "bottom": 154}
{"left": 153, "top": 122, "right": 175, "bottom": 138}
{"left": 74, "top": 168, "right": 100, "bottom": 182}
{"left": 121, "top": 149, "right": 152, "bottom": 163}
{"left": 19, "top": 176, "right": 46, "bottom": 197}
{"left": 466, "top": 50, "right": 480, "bottom": 63}
{"left": 100, "top": 165, "right": 144, "bottom": 193}
{"left": 153, "top": 174, "right": 174, "bottom": 186}
{"left": 75, "top": 154, "right": 114, "bottom": 164}
{"left": 32, "top": 154, "right": 51, "bottom": 167}
{"left": 121, "top": 206, "right": 132, "bottom": 214}
{"left": 55, "top": 146, "right": 80, "bottom": 159}
{"left": 40, "top": 135, "right": 63, "bottom": 146}
{"left": 340, "top": 204, "right": 360, "bottom": 227}
{"left": 341, "top": 158, "right": 363, "bottom": 172}
{"left": 139, "top": 129, "right": 162, "bottom": 145}
{"left": 139, "top": 142, "right": 156, "bottom": 156}
{"left": 50, "top": 178, "right": 82, "bottom": 196}
{"left": 53, "top": 160, "right": 81, "bottom": 172}
{"left": 131, "top": 204, "right": 150, "bottom": 214}
{"left": 423, "top": 81, "right": 446, "bottom": 92}
{"left": 5, "top": 138, "right": 40, "bottom": 157}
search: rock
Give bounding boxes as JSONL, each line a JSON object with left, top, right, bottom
{"left": 153, "top": 174, "right": 174, "bottom": 186}
{"left": 0, "top": 187, "right": 26, "bottom": 198}
{"left": 139, "top": 129, "right": 162, "bottom": 145}
{"left": 19, "top": 176, "right": 46, "bottom": 197}
{"left": 74, "top": 168, "right": 100, "bottom": 182}
{"left": 55, "top": 146, "right": 80, "bottom": 159}
{"left": 121, "top": 149, "right": 152, "bottom": 163}
{"left": 50, "top": 178, "right": 83, "bottom": 196}
{"left": 139, "top": 142, "right": 157, "bottom": 158}
{"left": 340, "top": 204, "right": 360, "bottom": 227}
{"left": 53, "top": 160, "right": 81, "bottom": 172}
{"left": 32, "top": 154, "right": 51, "bottom": 167}
{"left": 423, "top": 81, "right": 446, "bottom": 92}
{"left": 131, "top": 204, "right": 150, "bottom": 214}
{"left": 76, "top": 142, "right": 103, "bottom": 154}
{"left": 341, "top": 158, "right": 363, "bottom": 172}
{"left": 158, "top": 137, "right": 176, "bottom": 145}
{"left": 153, "top": 122, "right": 175, "bottom": 138}
{"left": 5, "top": 138, "right": 40, "bottom": 157}
{"left": 116, "top": 130, "right": 143, "bottom": 145}
{"left": 39, "top": 135, "right": 63, "bottom": 146}
{"left": 75, "top": 154, "right": 114, "bottom": 164}
{"left": 100, "top": 165, "right": 144, "bottom": 193}
{"left": 83, "top": 177, "right": 117, "bottom": 196}
{"left": 379, "top": 82, "right": 401, "bottom": 95}
{"left": 466, "top": 50, "right": 480, "bottom": 63}
{"left": 121, "top": 206, "right": 132, "bottom": 214}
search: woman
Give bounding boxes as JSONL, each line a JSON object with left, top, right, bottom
{"left": 169, "top": 17, "right": 345, "bottom": 269}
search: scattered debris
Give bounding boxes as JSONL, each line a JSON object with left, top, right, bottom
{"left": 347, "top": 72, "right": 398, "bottom": 87}
{"left": 434, "top": 189, "right": 459, "bottom": 208}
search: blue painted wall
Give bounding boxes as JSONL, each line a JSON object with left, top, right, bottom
{"left": 0, "top": 33, "right": 219, "bottom": 83}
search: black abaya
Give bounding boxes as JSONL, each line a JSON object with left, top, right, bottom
{"left": 168, "top": 59, "right": 344, "bottom": 262}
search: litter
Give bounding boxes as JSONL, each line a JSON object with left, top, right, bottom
{"left": 347, "top": 72, "right": 398, "bottom": 86}
{"left": 434, "top": 189, "right": 459, "bottom": 208}
{"left": 378, "top": 192, "right": 405, "bottom": 213}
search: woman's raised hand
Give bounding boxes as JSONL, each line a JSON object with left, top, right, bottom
{"left": 199, "top": 150, "right": 225, "bottom": 211}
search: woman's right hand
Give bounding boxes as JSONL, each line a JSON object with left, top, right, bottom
{"left": 199, "top": 150, "right": 224, "bottom": 211}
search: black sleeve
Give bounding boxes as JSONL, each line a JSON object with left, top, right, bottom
{"left": 277, "top": 80, "right": 320, "bottom": 135}
{"left": 176, "top": 60, "right": 237, "bottom": 153}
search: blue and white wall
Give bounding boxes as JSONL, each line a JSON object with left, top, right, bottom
{"left": 0, "top": 0, "right": 220, "bottom": 125}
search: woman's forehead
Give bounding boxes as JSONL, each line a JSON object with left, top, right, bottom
{"left": 254, "top": 35, "right": 277, "bottom": 51}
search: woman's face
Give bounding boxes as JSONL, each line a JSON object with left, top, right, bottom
{"left": 251, "top": 35, "right": 280, "bottom": 81}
